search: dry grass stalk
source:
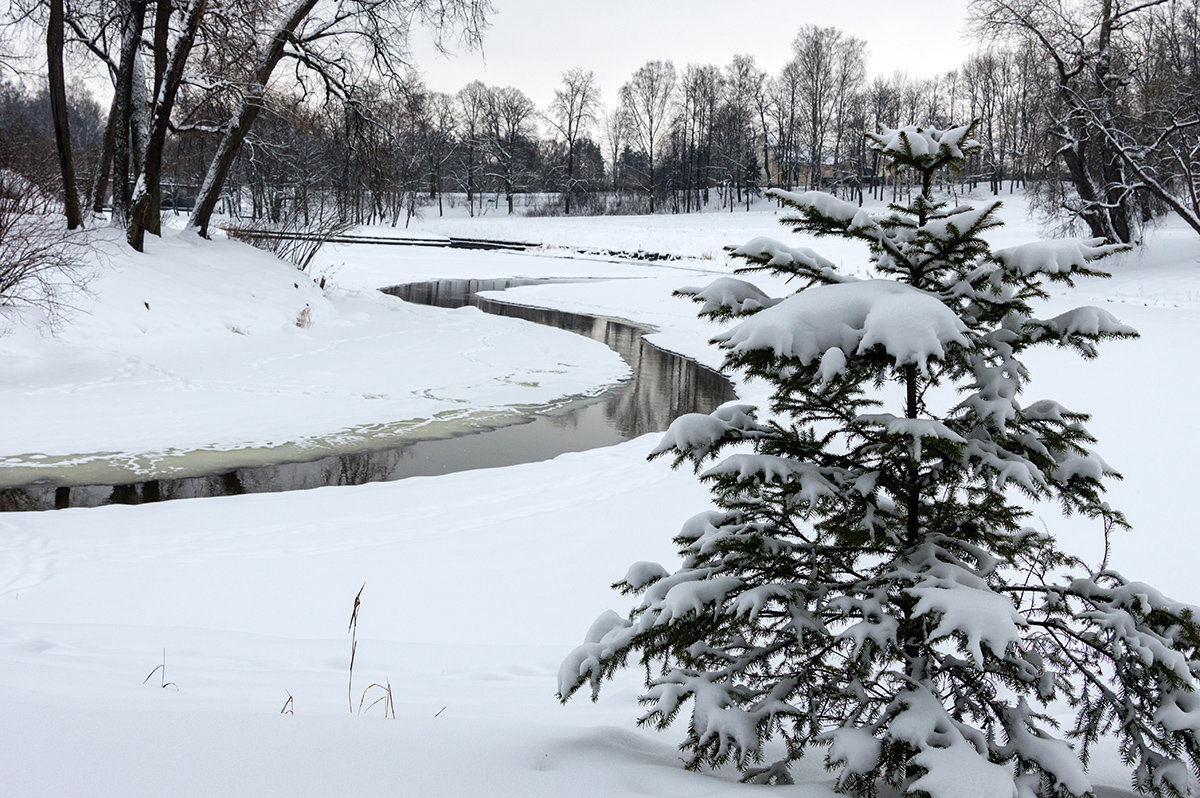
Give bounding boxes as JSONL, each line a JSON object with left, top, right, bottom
{"left": 347, "top": 582, "right": 364, "bottom": 713}
{"left": 142, "top": 648, "right": 177, "bottom": 689}
{"left": 358, "top": 680, "right": 396, "bottom": 719}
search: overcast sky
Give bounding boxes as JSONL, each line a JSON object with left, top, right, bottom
{"left": 409, "top": 0, "right": 978, "bottom": 111}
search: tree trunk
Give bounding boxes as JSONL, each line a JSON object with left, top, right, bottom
{"left": 90, "top": 90, "right": 119, "bottom": 214}
{"left": 466, "top": 147, "right": 475, "bottom": 216}
{"left": 110, "top": 0, "right": 146, "bottom": 227}
{"left": 648, "top": 144, "right": 655, "bottom": 213}
{"left": 188, "top": 0, "right": 319, "bottom": 237}
{"left": 565, "top": 140, "right": 575, "bottom": 215}
{"left": 1095, "top": 0, "right": 1133, "bottom": 243}
{"left": 152, "top": 0, "right": 170, "bottom": 98}
{"left": 129, "top": 51, "right": 150, "bottom": 201}
{"left": 47, "top": 0, "right": 83, "bottom": 229}
{"left": 1059, "top": 139, "right": 1113, "bottom": 241}
{"left": 129, "top": 0, "right": 207, "bottom": 251}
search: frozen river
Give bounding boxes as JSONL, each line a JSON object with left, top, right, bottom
{"left": 1, "top": 277, "right": 733, "bottom": 510}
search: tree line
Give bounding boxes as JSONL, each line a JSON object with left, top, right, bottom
{"left": 2, "top": 0, "right": 490, "bottom": 252}
{"left": 3, "top": 0, "right": 1200, "bottom": 248}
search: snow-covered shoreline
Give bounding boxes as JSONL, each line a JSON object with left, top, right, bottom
{"left": 0, "top": 229, "right": 639, "bottom": 488}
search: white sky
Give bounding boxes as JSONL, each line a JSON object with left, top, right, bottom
{"left": 409, "top": 0, "right": 978, "bottom": 113}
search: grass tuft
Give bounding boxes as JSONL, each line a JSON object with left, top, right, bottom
{"left": 142, "top": 648, "right": 177, "bottom": 689}
{"left": 358, "top": 679, "right": 396, "bottom": 719}
{"left": 347, "top": 582, "right": 364, "bottom": 713}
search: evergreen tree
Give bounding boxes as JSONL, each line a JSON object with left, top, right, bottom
{"left": 558, "top": 122, "right": 1200, "bottom": 796}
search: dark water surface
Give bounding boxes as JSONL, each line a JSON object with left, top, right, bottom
{"left": 1, "top": 278, "right": 735, "bottom": 511}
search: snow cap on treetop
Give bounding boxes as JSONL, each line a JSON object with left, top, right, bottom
{"left": 866, "top": 122, "right": 982, "bottom": 171}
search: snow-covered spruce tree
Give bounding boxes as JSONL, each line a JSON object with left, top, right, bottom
{"left": 558, "top": 123, "right": 1200, "bottom": 796}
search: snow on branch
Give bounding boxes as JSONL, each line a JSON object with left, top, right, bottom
{"left": 701, "top": 455, "right": 837, "bottom": 505}
{"left": 768, "top": 188, "right": 879, "bottom": 236}
{"left": 856, "top": 414, "right": 967, "bottom": 445}
{"left": 909, "top": 558, "right": 1027, "bottom": 667}
{"left": 556, "top": 609, "right": 637, "bottom": 700}
{"left": 992, "top": 237, "right": 1130, "bottom": 278}
{"left": 716, "top": 280, "right": 968, "bottom": 375}
{"left": 621, "top": 561, "right": 670, "bottom": 591}
{"left": 726, "top": 237, "right": 850, "bottom": 284}
{"left": 649, "top": 403, "right": 768, "bottom": 468}
{"left": 1035, "top": 306, "right": 1138, "bottom": 337}
{"left": 909, "top": 737, "right": 1019, "bottom": 798}
{"left": 674, "top": 277, "right": 782, "bottom": 321}
{"left": 1066, "top": 577, "right": 1200, "bottom": 681}
{"left": 825, "top": 725, "right": 883, "bottom": 778}
{"left": 919, "top": 202, "right": 1002, "bottom": 241}
{"left": 1024, "top": 306, "right": 1139, "bottom": 356}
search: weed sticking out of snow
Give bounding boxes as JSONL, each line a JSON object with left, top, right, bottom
{"left": 142, "top": 649, "right": 178, "bottom": 691}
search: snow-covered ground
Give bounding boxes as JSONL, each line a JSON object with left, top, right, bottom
{"left": 1, "top": 192, "right": 1197, "bottom": 795}
{"left": 0, "top": 230, "right": 632, "bottom": 488}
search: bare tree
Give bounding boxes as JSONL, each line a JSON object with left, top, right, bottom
{"left": 546, "top": 67, "right": 599, "bottom": 214}
{"left": 107, "top": 0, "right": 145, "bottom": 228}
{"left": 676, "top": 63, "right": 721, "bottom": 210}
{"left": 620, "top": 59, "right": 676, "bottom": 212}
{"left": 767, "top": 60, "right": 802, "bottom": 189}
{"left": 187, "top": 0, "right": 491, "bottom": 238}
{"left": 720, "top": 54, "right": 764, "bottom": 210}
{"left": 483, "top": 85, "right": 536, "bottom": 214}
{"left": 792, "top": 25, "right": 838, "bottom": 190}
{"left": 0, "top": 170, "right": 89, "bottom": 319}
{"left": 455, "top": 80, "right": 489, "bottom": 215}
{"left": 827, "top": 34, "right": 866, "bottom": 197}
{"left": 972, "top": 0, "right": 1169, "bottom": 242}
{"left": 601, "top": 104, "right": 629, "bottom": 202}
{"left": 424, "top": 91, "right": 457, "bottom": 215}
{"left": 127, "top": 0, "right": 207, "bottom": 251}
{"left": 792, "top": 25, "right": 866, "bottom": 192}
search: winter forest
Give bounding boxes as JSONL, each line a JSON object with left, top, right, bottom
{"left": 3, "top": 0, "right": 1200, "bottom": 797}
{"left": 6, "top": 0, "right": 1200, "bottom": 240}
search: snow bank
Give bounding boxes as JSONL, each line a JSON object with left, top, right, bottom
{"left": 0, "top": 229, "right": 629, "bottom": 484}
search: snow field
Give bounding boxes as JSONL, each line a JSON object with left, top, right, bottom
{"left": 0, "top": 191, "right": 1198, "bottom": 795}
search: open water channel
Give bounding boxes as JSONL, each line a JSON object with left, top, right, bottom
{"left": 0, "top": 278, "right": 735, "bottom": 511}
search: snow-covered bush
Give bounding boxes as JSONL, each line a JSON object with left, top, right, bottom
{"left": 558, "top": 122, "right": 1200, "bottom": 796}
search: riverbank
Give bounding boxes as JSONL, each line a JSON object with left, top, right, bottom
{"left": 0, "top": 229, "right": 635, "bottom": 490}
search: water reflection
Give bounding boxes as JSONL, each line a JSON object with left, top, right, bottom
{"left": 386, "top": 279, "right": 735, "bottom": 437}
{"left": 2, "top": 278, "right": 735, "bottom": 511}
